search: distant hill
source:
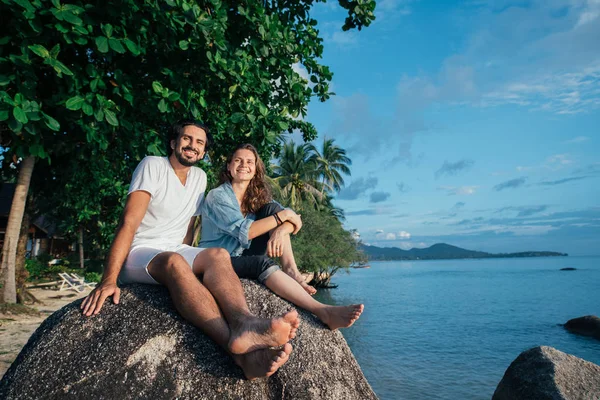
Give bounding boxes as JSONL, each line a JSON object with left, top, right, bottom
{"left": 360, "top": 243, "right": 567, "bottom": 261}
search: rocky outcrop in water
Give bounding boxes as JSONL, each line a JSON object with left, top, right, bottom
{"left": 0, "top": 281, "right": 376, "bottom": 400}
{"left": 564, "top": 315, "right": 600, "bottom": 341}
{"left": 493, "top": 346, "right": 600, "bottom": 400}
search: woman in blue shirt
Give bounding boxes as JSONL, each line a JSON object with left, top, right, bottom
{"left": 201, "top": 144, "right": 363, "bottom": 330}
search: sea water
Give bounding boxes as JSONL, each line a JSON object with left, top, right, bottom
{"left": 315, "top": 256, "right": 600, "bottom": 400}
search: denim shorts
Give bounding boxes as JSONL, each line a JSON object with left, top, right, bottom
{"left": 230, "top": 255, "right": 280, "bottom": 283}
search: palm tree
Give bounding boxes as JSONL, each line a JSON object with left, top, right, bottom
{"left": 271, "top": 141, "right": 323, "bottom": 209}
{"left": 306, "top": 137, "right": 351, "bottom": 195}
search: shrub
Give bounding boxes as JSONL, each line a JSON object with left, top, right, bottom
{"left": 84, "top": 272, "right": 102, "bottom": 283}
{"left": 25, "top": 258, "right": 46, "bottom": 281}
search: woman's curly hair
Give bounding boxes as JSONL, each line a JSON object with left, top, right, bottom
{"left": 219, "top": 144, "right": 272, "bottom": 214}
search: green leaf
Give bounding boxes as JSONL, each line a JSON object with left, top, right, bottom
{"left": 43, "top": 113, "right": 60, "bottom": 131}
{"left": 82, "top": 103, "right": 93, "bottom": 116}
{"left": 53, "top": 59, "right": 73, "bottom": 76}
{"left": 101, "top": 24, "right": 113, "bottom": 38}
{"left": 0, "top": 110, "right": 9, "bottom": 121}
{"left": 179, "top": 40, "right": 189, "bottom": 50}
{"left": 49, "top": 44, "right": 60, "bottom": 58}
{"left": 8, "top": 118, "right": 22, "bottom": 132}
{"left": 198, "top": 96, "right": 207, "bottom": 108}
{"left": 90, "top": 78, "right": 99, "bottom": 91}
{"left": 152, "top": 81, "right": 163, "bottom": 94}
{"left": 0, "top": 75, "right": 11, "bottom": 86}
{"left": 158, "top": 99, "right": 168, "bottom": 113}
{"left": 108, "top": 38, "right": 126, "bottom": 54}
{"left": 123, "top": 39, "right": 140, "bottom": 55}
{"left": 259, "top": 103, "right": 268, "bottom": 117}
{"left": 277, "top": 121, "right": 289, "bottom": 131}
{"left": 231, "top": 112, "right": 244, "bottom": 123}
{"left": 65, "top": 96, "right": 85, "bottom": 110}
{"left": 0, "top": 37, "right": 10, "bottom": 45}
{"left": 168, "top": 92, "right": 180, "bottom": 101}
{"left": 28, "top": 44, "right": 50, "bottom": 58}
{"left": 14, "top": 0, "right": 36, "bottom": 13}
{"left": 13, "top": 107, "right": 28, "bottom": 124}
{"left": 62, "top": 11, "right": 83, "bottom": 26}
{"left": 94, "top": 108, "right": 104, "bottom": 122}
{"left": 95, "top": 36, "right": 109, "bottom": 53}
{"left": 104, "top": 109, "right": 118, "bottom": 126}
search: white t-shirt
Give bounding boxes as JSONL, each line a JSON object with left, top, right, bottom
{"left": 128, "top": 156, "right": 206, "bottom": 249}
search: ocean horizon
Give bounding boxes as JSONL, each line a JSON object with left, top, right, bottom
{"left": 316, "top": 256, "right": 600, "bottom": 400}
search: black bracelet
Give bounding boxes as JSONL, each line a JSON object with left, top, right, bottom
{"left": 273, "top": 212, "right": 283, "bottom": 225}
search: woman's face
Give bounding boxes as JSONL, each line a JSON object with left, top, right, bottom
{"left": 228, "top": 149, "right": 257, "bottom": 183}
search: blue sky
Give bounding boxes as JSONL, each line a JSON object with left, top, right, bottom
{"left": 296, "top": 0, "right": 600, "bottom": 255}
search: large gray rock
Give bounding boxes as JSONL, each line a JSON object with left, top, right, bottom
{"left": 565, "top": 315, "right": 600, "bottom": 341}
{"left": 493, "top": 346, "right": 600, "bottom": 400}
{"left": 0, "top": 281, "right": 376, "bottom": 400}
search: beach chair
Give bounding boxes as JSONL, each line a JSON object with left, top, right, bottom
{"left": 68, "top": 273, "right": 97, "bottom": 289}
{"left": 58, "top": 272, "right": 85, "bottom": 293}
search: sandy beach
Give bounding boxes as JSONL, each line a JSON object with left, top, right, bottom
{"left": 0, "top": 286, "right": 92, "bottom": 378}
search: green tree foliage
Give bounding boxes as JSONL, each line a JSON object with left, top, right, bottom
{"left": 0, "top": 0, "right": 375, "bottom": 301}
{"left": 271, "top": 141, "right": 323, "bottom": 208}
{"left": 291, "top": 204, "right": 366, "bottom": 287}
{"left": 307, "top": 137, "right": 351, "bottom": 194}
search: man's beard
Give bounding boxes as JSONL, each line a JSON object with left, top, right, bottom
{"left": 174, "top": 147, "right": 200, "bottom": 167}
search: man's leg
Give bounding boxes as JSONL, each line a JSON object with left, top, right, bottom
{"left": 147, "top": 250, "right": 294, "bottom": 379}
{"left": 190, "top": 247, "right": 299, "bottom": 354}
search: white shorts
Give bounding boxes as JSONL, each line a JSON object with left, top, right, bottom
{"left": 119, "top": 244, "right": 207, "bottom": 285}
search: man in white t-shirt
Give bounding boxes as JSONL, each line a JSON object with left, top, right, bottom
{"left": 81, "top": 120, "right": 299, "bottom": 380}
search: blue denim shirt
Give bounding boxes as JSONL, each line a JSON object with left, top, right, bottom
{"left": 199, "top": 182, "right": 256, "bottom": 256}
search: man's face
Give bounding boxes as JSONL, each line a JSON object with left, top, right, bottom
{"left": 171, "top": 125, "right": 207, "bottom": 167}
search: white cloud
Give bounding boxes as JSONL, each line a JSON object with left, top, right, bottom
{"left": 398, "top": 230, "right": 411, "bottom": 239}
{"left": 386, "top": 233, "right": 397, "bottom": 240}
{"left": 437, "top": 185, "right": 479, "bottom": 196}
{"left": 564, "top": 136, "right": 590, "bottom": 143}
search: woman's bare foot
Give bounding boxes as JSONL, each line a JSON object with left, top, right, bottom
{"left": 299, "top": 280, "right": 317, "bottom": 295}
{"left": 228, "top": 310, "right": 299, "bottom": 354}
{"left": 234, "top": 343, "right": 293, "bottom": 380}
{"left": 317, "top": 304, "right": 364, "bottom": 330}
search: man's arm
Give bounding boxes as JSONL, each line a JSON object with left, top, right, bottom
{"left": 81, "top": 191, "right": 151, "bottom": 316}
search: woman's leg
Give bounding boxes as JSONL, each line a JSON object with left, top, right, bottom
{"left": 244, "top": 202, "right": 316, "bottom": 295}
{"left": 231, "top": 255, "right": 363, "bottom": 330}
{"left": 264, "top": 270, "right": 364, "bottom": 330}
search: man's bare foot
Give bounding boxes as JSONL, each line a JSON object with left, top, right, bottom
{"left": 228, "top": 310, "right": 299, "bottom": 354}
{"left": 317, "top": 304, "right": 364, "bottom": 330}
{"left": 234, "top": 343, "right": 293, "bottom": 380}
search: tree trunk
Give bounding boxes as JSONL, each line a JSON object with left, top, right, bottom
{"left": 1, "top": 156, "right": 36, "bottom": 304}
{"left": 15, "top": 212, "right": 30, "bottom": 304}
{"left": 78, "top": 227, "right": 85, "bottom": 269}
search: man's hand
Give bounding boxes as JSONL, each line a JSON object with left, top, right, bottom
{"left": 267, "top": 226, "right": 287, "bottom": 257}
{"left": 81, "top": 282, "right": 121, "bottom": 317}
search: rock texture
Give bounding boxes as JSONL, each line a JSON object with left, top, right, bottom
{"left": 0, "top": 281, "right": 376, "bottom": 400}
{"left": 493, "top": 346, "right": 600, "bottom": 400}
{"left": 565, "top": 315, "right": 600, "bottom": 341}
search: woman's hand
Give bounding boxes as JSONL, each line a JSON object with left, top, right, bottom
{"left": 267, "top": 227, "right": 287, "bottom": 257}
{"left": 280, "top": 209, "right": 302, "bottom": 234}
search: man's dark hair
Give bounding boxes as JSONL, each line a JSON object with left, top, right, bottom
{"left": 167, "top": 119, "right": 212, "bottom": 156}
